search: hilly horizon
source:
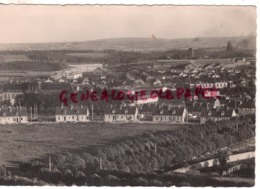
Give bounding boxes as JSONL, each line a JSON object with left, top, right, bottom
{"left": 0, "top": 36, "right": 255, "bottom": 52}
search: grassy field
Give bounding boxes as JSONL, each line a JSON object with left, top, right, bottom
{"left": 0, "top": 54, "right": 31, "bottom": 62}
{"left": 0, "top": 122, "right": 181, "bottom": 167}
{"left": 66, "top": 52, "right": 109, "bottom": 58}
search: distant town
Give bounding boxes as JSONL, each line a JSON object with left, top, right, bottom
{"left": 0, "top": 44, "right": 256, "bottom": 125}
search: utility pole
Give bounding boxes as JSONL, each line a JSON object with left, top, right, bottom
{"left": 30, "top": 106, "right": 32, "bottom": 121}
{"left": 35, "top": 104, "right": 38, "bottom": 119}
{"left": 92, "top": 104, "right": 94, "bottom": 121}
{"left": 33, "top": 104, "right": 35, "bottom": 119}
{"left": 99, "top": 157, "right": 103, "bottom": 170}
{"left": 49, "top": 156, "right": 52, "bottom": 172}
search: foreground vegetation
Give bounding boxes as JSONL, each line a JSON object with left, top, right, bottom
{"left": 0, "top": 116, "right": 255, "bottom": 186}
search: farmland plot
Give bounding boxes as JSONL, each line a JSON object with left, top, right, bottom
{"left": 0, "top": 122, "right": 180, "bottom": 167}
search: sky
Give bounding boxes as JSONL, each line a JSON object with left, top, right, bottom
{"left": 0, "top": 5, "right": 256, "bottom": 43}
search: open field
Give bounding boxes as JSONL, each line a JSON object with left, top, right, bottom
{"left": 0, "top": 54, "right": 31, "bottom": 62}
{"left": 0, "top": 63, "right": 101, "bottom": 81}
{"left": 0, "top": 122, "right": 181, "bottom": 167}
{"left": 0, "top": 70, "right": 56, "bottom": 81}
{"left": 66, "top": 52, "right": 109, "bottom": 58}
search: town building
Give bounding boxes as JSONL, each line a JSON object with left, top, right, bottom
{"left": 51, "top": 72, "right": 63, "bottom": 80}
{"left": 186, "top": 102, "right": 203, "bottom": 123}
{"left": 194, "top": 80, "right": 228, "bottom": 89}
{"left": 152, "top": 105, "right": 187, "bottom": 123}
{"left": 0, "top": 106, "right": 28, "bottom": 124}
{"left": 234, "top": 58, "right": 250, "bottom": 67}
{"left": 104, "top": 106, "right": 137, "bottom": 122}
{"left": 0, "top": 82, "right": 29, "bottom": 102}
{"left": 93, "top": 67, "right": 104, "bottom": 77}
{"left": 29, "top": 81, "right": 72, "bottom": 93}
{"left": 200, "top": 108, "right": 237, "bottom": 124}
{"left": 238, "top": 100, "right": 255, "bottom": 115}
{"left": 66, "top": 72, "right": 83, "bottom": 80}
{"left": 137, "top": 104, "right": 156, "bottom": 121}
{"left": 55, "top": 105, "right": 89, "bottom": 122}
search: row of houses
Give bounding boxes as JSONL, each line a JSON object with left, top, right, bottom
{"left": 55, "top": 104, "right": 189, "bottom": 124}
{"left": 53, "top": 98, "right": 255, "bottom": 124}
{"left": 0, "top": 98, "right": 255, "bottom": 124}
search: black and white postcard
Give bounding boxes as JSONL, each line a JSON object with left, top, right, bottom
{"left": 0, "top": 2, "right": 257, "bottom": 187}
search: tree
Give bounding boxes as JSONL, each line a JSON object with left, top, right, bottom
{"left": 217, "top": 151, "right": 229, "bottom": 166}
{"left": 226, "top": 41, "right": 233, "bottom": 56}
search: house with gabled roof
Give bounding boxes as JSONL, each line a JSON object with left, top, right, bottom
{"left": 186, "top": 102, "right": 203, "bottom": 122}
{"left": 238, "top": 100, "right": 255, "bottom": 115}
{"left": 0, "top": 106, "right": 28, "bottom": 124}
{"left": 51, "top": 72, "right": 62, "bottom": 80}
{"left": 137, "top": 104, "right": 156, "bottom": 121}
{"left": 200, "top": 107, "right": 237, "bottom": 124}
{"left": 55, "top": 105, "right": 89, "bottom": 123}
{"left": 152, "top": 105, "right": 187, "bottom": 123}
{"left": 93, "top": 67, "right": 104, "bottom": 77}
{"left": 104, "top": 105, "right": 137, "bottom": 122}
{"left": 0, "top": 82, "right": 29, "bottom": 101}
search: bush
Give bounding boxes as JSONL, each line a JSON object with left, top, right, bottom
{"left": 150, "top": 179, "right": 162, "bottom": 186}
{"left": 133, "top": 177, "right": 148, "bottom": 186}
{"left": 0, "top": 165, "right": 7, "bottom": 176}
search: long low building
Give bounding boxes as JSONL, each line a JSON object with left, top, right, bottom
{"left": 238, "top": 100, "right": 255, "bottom": 115}
{"left": 55, "top": 105, "right": 89, "bottom": 123}
{"left": 200, "top": 108, "right": 237, "bottom": 124}
{"left": 0, "top": 106, "right": 28, "bottom": 124}
{"left": 104, "top": 106, "right": 137, "bottom": 122}
{"left": 103, "top": 104, "right": 188, "bottom": 123}
{"left": 152, "top": 105, "right": 188, "bottom": 123}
